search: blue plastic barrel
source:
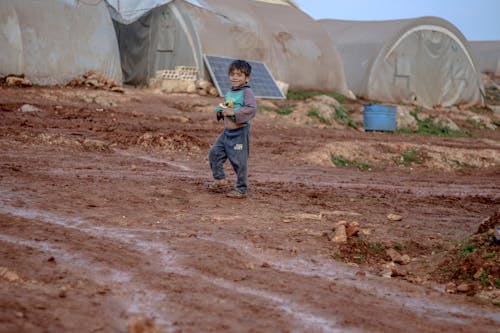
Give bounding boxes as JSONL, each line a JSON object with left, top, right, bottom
{"left": 363, "top": 104, "right": 396, "bottom": 132}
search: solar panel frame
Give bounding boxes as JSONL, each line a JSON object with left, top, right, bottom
{"left": 203, "top": 54, "right": 285, "bottom": 99}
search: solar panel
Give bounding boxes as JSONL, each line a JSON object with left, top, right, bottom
{"left": 203, "top": 54, "right": 285, "bottom": 99}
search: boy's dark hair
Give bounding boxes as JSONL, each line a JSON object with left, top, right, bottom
{"left": 228, "top": 59, "right": 252, "bottom": 76}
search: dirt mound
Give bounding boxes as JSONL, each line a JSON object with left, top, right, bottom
{"left": 306, "top": 141, "right": 500, "bottom": 171}
{"left": 432, "top": 211, "right": 500, "bottom": 298}
{"left": 137, "top": 132, "right": 207, "bottom": 154}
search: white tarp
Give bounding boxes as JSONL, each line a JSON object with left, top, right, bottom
{"left": 320, "top": 16, "right": 484, "bottom": 108}
{"left": 0, "top": 0, "right": 122, "bottom": 85}
{"left": 106, "top": 0, "right": 210, "bottom": 23}
{"left": 113, "top": 0, "right": 349, "bottom": 93}
{"left": 105, "top": 0, "right": 299, "bottom": 23}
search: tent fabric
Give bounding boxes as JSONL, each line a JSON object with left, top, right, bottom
{"left": 320, "top": 16, "right": 484, "bottom": 108}
{"left": 113, "top": 0, "right": 349, "bottom": 94}
{"left": 106, "top": 0, "right": 299, "bottom": 24}
{"left": 469, "top": 41, "right": 500, "bottom": 76}
{"left": 0, "top": 0, "right": 122, "bottom": 85}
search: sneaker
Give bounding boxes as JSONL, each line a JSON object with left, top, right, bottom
{"left": 208, "top": 179, "right": 226, "bottom": 191}
{"left": 226, "top": 190, "right": 247, "bottom": 199}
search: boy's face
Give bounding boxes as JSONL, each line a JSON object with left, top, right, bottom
{"left": 229, "top": 69, "right": 249, "bottom": 89}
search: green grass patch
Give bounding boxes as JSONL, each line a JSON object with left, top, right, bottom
{"left": 495, "top": 278, "right": 500, "bottom": 288}
{"left": 331, "top": 155, "right": 350, "bottom": 167}
{"left": 307, "top": 108, "right": 329, "bottom": 124}
{"left": 330, "top": 154, "right": 371, "bottom": 171}
{"left": 287, "top": 90, "right": 347, "bottom": 104}
{"left": 353, "top": 254, "right": 366, "bottom": 263}
{"left": 483, "top": 252, "right": 495, "bottom": 259}
{"left": 394, "top": 242, "right": 403, "bottom": 251}
{"left": 414, "top": 114, "right": 463, "bottom": 137}
{"left": 396, "top": 111, "right": 465, "bottom": 137}
{"left": 478, "top": 270, "right": 490, "bottom": 286}
{"left": 461, "top": 243, "right": 476, "bottom": 256}
{"left": 369, "top": 242, "right": 385, "bottom": 252}
{"left": 335, "top": 106, "right": 357, "bottom": 128}
{"left": 259, "top": 105, "right": 294, "bottom": 116}
{"left": 466, "top": 118, "right": 483, "bottom": 128}
{"left": 275, "top": 107, "right": 294, "bottom": 115}
{"left": 393, "top": 148, "right": 423, "bottom": 166}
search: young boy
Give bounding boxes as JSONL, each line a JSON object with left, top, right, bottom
{"left": 208, "top": 60, "right": 257, "bottom": 198}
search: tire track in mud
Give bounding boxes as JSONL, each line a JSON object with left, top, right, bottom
{"left": 1, "top": 190, "right": 499, "bottom": 332}
{"left": 0, "top": 195, "right": 347, "bottom": 332}
{"left": 196, "top": 235, "right": 500, "bottom": 324}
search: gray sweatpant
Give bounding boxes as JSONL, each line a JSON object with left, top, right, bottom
{"left": 209, "top": 126, "right": 250, "bottom": 193}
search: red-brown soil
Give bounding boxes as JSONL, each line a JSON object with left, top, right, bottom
{"left": 1, "top": 85, "right": 499, "bottom": 332}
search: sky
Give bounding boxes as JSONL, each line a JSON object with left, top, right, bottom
{"left": 294, "top": 0, "right": 500, "bottom": 41}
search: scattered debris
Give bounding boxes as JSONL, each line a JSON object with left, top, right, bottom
{"left": 68, "top": 71, "right": 124, "bottom": 93}
{"left": 2, "top": 74, "right": 32, "bottom": 87}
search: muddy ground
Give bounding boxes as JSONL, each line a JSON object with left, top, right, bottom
{"left": 1, "top": 85, "right": 499, "bottom": 333}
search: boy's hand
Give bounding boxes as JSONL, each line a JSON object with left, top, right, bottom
{"left": 222, "top": 108, "right": 235, "bottom": 117}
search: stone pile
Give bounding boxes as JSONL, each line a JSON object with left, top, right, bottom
{"left": 68, "top": 70, "right": 124, "bottom": 93}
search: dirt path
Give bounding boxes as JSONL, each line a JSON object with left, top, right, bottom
{"left": 1, "top": 86, "right": 499, "bottom": 332}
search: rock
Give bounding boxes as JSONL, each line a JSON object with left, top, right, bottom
{"left": 390, "top": 263, "right": 407, "bottom": 277}
{"left": 457, "top": 283, "right": 472, "bottom": 293}
{"left": 276, "top": 80, "right": 289, "bottom": 96}
{"left": 432, "top": 115, "right": 460, "bottom": 131}
{"left": 82, "top": 138, "right": 109, "bottom": 152}
{"left": 445, "top": 282, "right": 457, "bottom": 294}
{"left": 111, "top": 86, "right": 125, "bottom": 93}
{"left": 473, "top": 267, "right": 484, "bottom": 280}
{"left": 195, "top": 79, "right": 212, "bottom": 90}
{"left": 468, "top": 114, "right": 497, "bottom": 130}
{"left": 0, "top": 267, "right": 20, "bottom": 282}
{"left": 6, "top": 75, "right": 32, "bottom": 86}
{"left": 332, "top": 221, "right": 347, "bottom": 244}
{"left": 345, "top": 221, "right": 360, "bottom": 237}
{"left": 58, "top": 286, "right": 68, "bottom": 298}
{"left": 399, "top": 254, "right": 411, "bottom": 265}
{"left": 475, "top": 290, "right": 500, "bottom": 305}
{"left": 86, "top": 79, "right": 102, "bottom": 88}
{"left": 347, "top": 90, "right": 357, "bottom": 100}
{"left": 186, "top": 82, "right": 197, "bottom": 94}
{"left": 208, "top": 86, "right": 218, "bottom": 96}
{"left": 128, "top": 315, "right": 160, "bottom": 333}
{"left": 396, "top": 105, "right": 418, "bottom": 131}
{"left": 386, "top": 248, "right": 402, "bottom": 262}
{"left": 19, "top": 104, "right": 41, "bottom": 112}
{"left": 387, "top": 214, "right": 403, "bottom": 221}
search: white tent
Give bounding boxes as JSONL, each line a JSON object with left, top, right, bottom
{"left": 320, "top": 16, "right": 484, "bottom": 108}
{"left": 469, "top": 41, "right": 500, "bottom": 76}
{"left": 0, "top": 0, "right": 122, "bottom": 85}
{"left": 111, "top": 0, "right": 349, "bottom": 94}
